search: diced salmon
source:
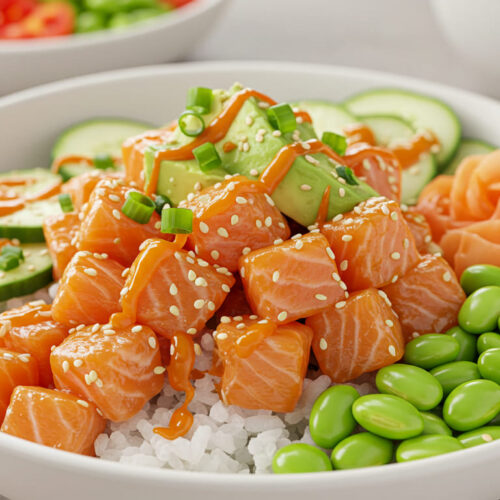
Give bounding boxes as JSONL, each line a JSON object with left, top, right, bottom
{"left": 306, "top": 288, "right": 404, "bottom": 382}
{"left": 0, "top": 349, "right": 39, "bottom": 423}
{"left": 320, "top": 197, "right": 420, "bottom": 290}
{"left": 239, "top": 233, "right": 346, "bottom": 323}
{"left": 52, "top": 251, "right": 125, "bottom": 327}
{"left": 1, "top": 386, "right": 105, "bottom": 455}
{"left": 402, "top": 207, "right": 434, "bottom": 253}
{"left": 51, "top": 323, "right": 164, "bottom": 422}
{"left": 43, "top": 212, "right": 80, "bottom": 281}
{"left": 214, "top": 316, "right": 313, "bottom": 412}
{"left": 211, "top": 277, "right": 253, "bottom": 326}
{"left": 180, "top": 177, "right": 290, "bottom": 272}
{"left": 381, "top": 254, "right": 465, "bottom": 341}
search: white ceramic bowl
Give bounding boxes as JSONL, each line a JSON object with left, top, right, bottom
{"left": 0, "top": 0, "right": 227, "bottom": 96}
{"left": 1, "top": 62, "right": 500, "bottom": 500}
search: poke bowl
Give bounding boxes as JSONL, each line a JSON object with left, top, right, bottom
{"left": 0, "top": 61, "right": 499, "bottom": 500}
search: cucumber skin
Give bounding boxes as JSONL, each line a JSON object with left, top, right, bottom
{"left": 0, "top": 226, "right": 45, "bottom": 243}
{"left": 443, "top": 138, "right": 496, "bottom": 175}
{"left": 0, "top": 266, "right": 52, "bottom": 302}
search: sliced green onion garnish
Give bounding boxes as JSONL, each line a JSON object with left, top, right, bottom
{"left": 154, "top": 194, "right": 172, "bottom": 215}
{"left": 322, "top": 131, "right": 348, "bottom": 156}
{"left": 58, "top": 193, "right": 74, "bottom": 213}
{"left": 121, "top": 191, "right": 155, "bottom": 224}
{"left": 0, "top": 254, "right": 20, "bottom": 271}
{"left": 161, "top": 207, "right": 193, "bottom": 234}
{"left": 186, "top": 87, "right": 213, "bottom": 114}
{"left": 178, "top": 110, "right": 205, "bottom": 137}
{"left": 193, "top": 142, "right": 222, "bottom": 173}
{"left": 93, "top": 153, "right": 115, "bottom": 170}
{"left": 267, "top": 103, "right": 297, "bottom": 134}
{"left": 335, "top": 166, "right": 358, "bottom": 185}
{"left": 2, "top": 245, "right": 24, "bottom": 262}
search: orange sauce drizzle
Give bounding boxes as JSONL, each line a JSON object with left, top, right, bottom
{"left": 391, "top": 132, "right": 440, "bottom": 169}
{"left": 0, "top": 194, "right": 25, "bottom": 217}
{"left": 51, "top": 155, "right": 94, "bottom": 174}
{"left": 234, "top": 321, "right": 276, "bottom": 358}
{"left": 223, "top": 141, "right": 237, "bottom": 153}
{"left": 315, "top": 186, "right": 331, "bottom": 225}
{"left": 343, "top": 123, "right": 376, "bottom": 146}
{"left": 343, "top": 142, "right": 400, "bottom": 169}
{"left": 0, "top": 177, "right": 37, "bottom": 187}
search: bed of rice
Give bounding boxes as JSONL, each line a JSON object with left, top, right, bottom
{"left": 7, "top": 285, "right": 376, "bottom": 475}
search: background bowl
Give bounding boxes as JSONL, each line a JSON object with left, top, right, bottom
{"left": 0, "top": 0, "right": 227, "bottom": 96}
{"left": 1, "top": 61, "right": 500, "bottom": 500}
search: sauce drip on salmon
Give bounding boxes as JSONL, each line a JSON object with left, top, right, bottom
{"left": 234, "top": 320, "right": 277, "bottom": 358}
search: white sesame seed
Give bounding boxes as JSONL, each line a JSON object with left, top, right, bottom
{"left": 187, "top": 328, "right": 197, "bottom": 335}
{"left": 335, "top": 301, "right": 346, "bottom": 309}
{"left": 236, "top": 323, "right": 245, "bottom": 330}
{"left": 482, "top": 433, "right": 493, "bottom": 442}
{"left": 220, "top": 316, "right": 231, "bottom": 324}
{"left": 381, "top": 205, "right": 390, "bottom": 215}
{"left": 327, "top": 248, "right": 336, "bottom": 260}
{"left": 108, "top": 194, "right": 120, "bottom": 202}
{"left": 207, "top": 301, "right": 216, "bottom": 311}
{"left": 169, "top": 283, "right": 178, "bottom": 296}
{"left": 391, "top": 212, "right": 398, "bottom": 221}
{"left": 272, "top": 271, "right": 280, "bottom": 283}
{"left": 245, "top": 116, "right": 254, "bottom": 126}
{"left": 197, "top": 258, "right": 208, "bottom": 266}
{"left": 112, "top": 209, "right": 121, "bottom": 220}
{"left": 443, "top": 271, "right": 451, "bottom": 282}
{"left": 131, "top": 325, "right": 143, "bottom": 333}
{"left": 255, "top": 219, "right": 262, "bottom": 229}
{"left": 76, "top": 400, "right": 89, "bottom": 408}
{"left": 199, "top": 222, "right": 209, "bottom": 234}
{"left": 194, "top": 299, "right": 205, "bottom": 310}
{"left": 211, "top": 250, "right": 220, "bottom": 260}
{"left": 391, "top": 274, "right": 399, "bottom": 283}
{"left": 272, "top": 130, "right": 282, "bottom": 137}
{"left": 339, "top": 188, "right": 346, "bottom": 198}
{"left": 241, "top": 247, "right": 251, "bottom": 256}
{"left": 120, "top": 287, "right": 129, "bottom": 296}
{"left": 233, "top": 316, "right": 243, "bottom": 321}
{"left": 315, "top": 294, "right": 328, "bottom": 301}
{"left": 62, "top": 360, "right": 70, "bottom": 373}
{"left": 240, "top": 267, "right": 245, "bottom": 278}
{"left": 300, "top": 184, "right": 312, "bottom": 191}
{"left": 333, "top": 214, "right": 343, "bottom": 222}
{"left": 391, "top": 252, "right": 401, "bottom": 260}
{"left": 217, "top": 333, "right": 228, "bottom": 340}
{"left": 84, "top": 268, "right": 97, "bottom": 277}
{"left": 88, "top": 370, "right": 98, "bottom": 383}
{"left": 231, "top": 215, "right": 239, "bottom": 226}
{"left": 264, "top": 216, "right": 273, "bottom": 227}
{"left": 154, "top": 366, "right": 166, "bottom": 375}
{"left": 188, "top": 270, "right": 196, "bottom": 281}
{"left": 342, "top": 235, "right": 353, "bottom": 242}
{"left": 403, "top": 238, "right": 410, "bottom": 249}
{"left": 295, "top": 240, "right": 304, "bottom": 250}
{"left": 339, "top": 281, "right": 348, "bottom": 290}
{"left": 121, "top": 268, "right": 130, "bottom": 278}
{"left": 250, "top": 169, "right": 259, "bottom": 176}
{"left": 332, "top": 272, "right": 341, "bottom": 282}
{"left": 319, "top": 338, "right": 328, "bottom": 351}
{"left": 194, "top": 182, "right": 202, "bottom": 191}
{"left": 195, "top": 277, "right": 208, "bottom": 287}
{"left": 227, "top": 182, "right": 236, "bottom": 192}
{"left": 74, "top": 359, "right": 83, "bottom": 368}
{"left": 305, "top": 155, "right": 319, "bottom": 166}
{"left": 249, "top": 315, "right": 258, "bottom": 320}
{"left": 169, "top": 305, "right": 180, "bottom": 316}
{"left": 388, "top": 345, "right": 397, "bottom": 356}
{"left": 148, "top": 337, "right": 157, "bottom": 349}
{"left": 186, "top": 257, "right": 195, "bottom": 264}
{"left": 385, "top": 320, "right": 394, "bottom": 327}
{"left": 217, "top": 227, "right": 229, "bottom": 238}
{"left": 258, "top": 101, "right": 270, "bottom": 109}
{"left": 264, "top": 194, "right": 275, "bottom": 206}
{"left": 277, "top": 311, "right": 288, "bottom": 322}
{"left": 103, "top": 329, "right": 116, "bottom": 335}
{"left": 194, "top": 343, "right": 202, "bottom": 355}
{"left": 274, "top": 238, "right": 284, "bottom": 245}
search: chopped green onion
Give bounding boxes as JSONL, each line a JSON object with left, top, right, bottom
{"left": 161, "top": 207, "right": 193, "bottom": 234}
{"left": 154, "top": 194, "right": 172, "bottom": 215}
{"left": 193, "top": 142, "right": 222, "bottom": 172}
{"left": 2, "top": 245, "right": 24, "bottom": 262}
{"left": 58, "top": 193, "right": 74, "bottom": 213}
{"left": 322, "top": 131, "right": 348, "bottom": 156}
{"left": 178, "top": 110, "right": 205, "bottom": 137}
{"left": 267, "top": 103, "right": 297, "bottom": 134}
{"left": 121, "top": 191, "right": 155, "bottom": 224}
{"left": 186, "top": 87, "right": 213, "bottom": 114}
{"left": 0, "top": 254, "right": 20, "bottom": 271}
{"left": 93, "top": 153, "right": 115, "bottom": 170}
{"left": 335, "top": 166, "right": 358, "bottom": 185}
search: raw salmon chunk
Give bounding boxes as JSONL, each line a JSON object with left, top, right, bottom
{"left": 76, "top": 177, "right": 169, "bottom": 266}
{"left": 180, "top": 176, "right": 290, "bottom": 272}
{"left": 121, "top": 238, "right": 234, "bottom": 338}
{"left": 214, "top": 316, "right": 313, "bottom": 412}
{"left": 381, "top": 254, "right": 465, "bottom": 341}
{"left": 306, "top": 288, "right": 404, "bottom": 382}
{"left": 52, "top": 251, "right": 125, "bottom": 327}
{"left": 239, "top": 232, "right": 346, "bottom": 323}
{"left": 211, "top": 277, "right": 253, "bottom": 326}
{"left": 1, "top": 386, "right": 105, "bottom": 455}
{"left": 51, "top": 323, "right": 164, "bottom": 422}
{"left": 402, "top": 207, "right": 434, "bottom": 253}
{"left": 0, "top": 349, "right": 39, "bottom": 423}
{"left": 43, "top": 212, "right": 80, "bottom": 281}
{"left": 320, "top": 197, "right": 420, "bottom": 290}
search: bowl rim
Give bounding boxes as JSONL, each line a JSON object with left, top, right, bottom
{"left": 0, "top": 60, "right": 499, "bottom": 486}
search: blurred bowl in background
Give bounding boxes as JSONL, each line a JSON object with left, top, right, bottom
{"left": 0, "top": 0, "right": 227, "bottom": 96}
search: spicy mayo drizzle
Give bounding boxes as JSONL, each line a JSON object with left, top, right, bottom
{"left": 234, "top": 320, "right": 276, "bottom": 358}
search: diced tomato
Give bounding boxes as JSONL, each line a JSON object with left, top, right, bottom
{"left": 0, "top": 0, "right": 36, "bottom": 28}
{"left": 161, "top": 0, "right": 195, "bottom": 8}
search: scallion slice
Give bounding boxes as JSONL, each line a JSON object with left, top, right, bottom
{"left": 0, "top": 254, "right": 20, "bottom": 271}
{"left": 93, "top": 153, "right": 115, "bottom": 170}
{"left": 121, "top": 191, "right": 155, "bottom": 224}
{"left": 154, "top": 194, "right": 172, "bottom": 215}
{"left": 178, "top": 110, "right": 205, "bottom": 137}
{"left": 193, "top": 142, "right": 222, "bottom": 172}
{"left": 186, "top": 87, "right": 213, "bottom": 114}
{"left": 322, "top": 131, "right": 348, "bottom": 156}
{"left": 335, "top": 166, "right": 358, "bottom": 185}
{"left": 267, "top": 103, "right": 297, "bottom": 134}
{"left": 58, "top": 193, "right": 74, "bottom": 213}
{"left": 161, "top": 207, "right": 193, "bottom": 234}
{"left": 2, "top": 244, "right": 24, "bottom": 262}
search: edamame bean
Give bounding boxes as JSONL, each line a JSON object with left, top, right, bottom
{"left": 352, "top": 394, "right": 424, "bottom": 440}
{"left": 443, "top": 379, "right": 500, "bottom": 431}
{"left": 430, "top": 361, "right": 481, "bottom": 396}
{"left": 331, "top": 432, "right": 393, "bottom": 470}
{"left": 477, "top": 332, "right": 500, "bottom": 354}
{"left": 272, "top": 444, "right": 332, "bottom": 474}
{"left": 445, "top": 326, "right": 477, "bottom": 361}
{"left": 376, "top": 364, "right": 443, "bottom": 410}
{"left": 478, "top": 348, "right": 500, "bottom": 385}
{"left": 404, "top": 334, "right": 460, "bottom": 370}
{"left": 458, "top": 426, "right": 500, "bottom": 448}
{"left": 396, "top": 435, "right": 464, "bottom": 463}
{"left": 309, "top": 385, "right": 359, "bottom": 449}
{"left": 420, "top": 412, "right": 452, "bottom": 436}
{"left": 460, "top": 265, "right": 500, "bottom": 295}
{"left": 488, "top": 413, "right": 500, "bottom": 426}
{"left": 458, "top": 286, "right": 500, "bottom": 334}
{"left": 76, "top": 11, "right": 107, "bottom": 33}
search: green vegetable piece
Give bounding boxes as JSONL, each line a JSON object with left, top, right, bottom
{"left": 375, "top": 364, "right": 443, "bottom": 411}
{"left": 267, "top": 103, "right": 297, "bottom": 134}
{"left": 443, "top": 379, "right": 500, "bottom": 432}
{"left": 478, "top": 348, "right": 500, "bottom": 385}
{"left": 76, "top": 11, "right": 106, "bottom": 33}
{"left": 460, "top": 264, "right": 500, "bottom": 295}
{"left": 445, "top": 326, "right": 477, "bottom": 361}
{"left": 161, "top": 207, "right": 193, "bottom": 234}
{"left": 178, "top": 110, "right": 205, "bottom": 137}
{"left": 121, "top": 191, "right": 155, "bottom": 224}
{"left": 186, "top": 87, "right": 213, "bottom": 115}
{"left": 154, "top": 194, "right": 171, "bottom": 215}
{"left": 352, "top": 394, "right": 424, "bottom": 440}
{"left": 458, "top": 286, "right": 500, "bottom": 334}
{"left": 272, "top": 444, "right": 332, "bottom": 474}
{"left": 404, "top": 334, "right": 460, "bottom": 370}
{"left": 396, "top": 435, "right": 464, "bottom": 463}
{"left": 458, "top": 426, "right": 500, "bottom": 448}
{"left": 93, "top": 153, "right": 115, "bottom": 170}
{"left": 193, "top": 142, "right": 222, "bottom": 173}
{"left": 477, "top": 332, "right": 500, "bottom": 354}
{"left": 0, "top": 254, "right": 20, "bottom": 271}
{"left": 335, "top": 166, "right": 358, "bottom": 185}
{"left": 1, "top": 245, "right": 24, "bottom": 262}
{"left": 58, "top": 193, "right": 74, "bottom": 214}
{"left": 430, "top": 361, "right": 481, "bottom": 396}
{"left": 331, "top": 432, "right": 393, "bottom": 470}
{"left": 420, "top": 412, "right": 452, "bottom": 436}
{"left": 309, "top": 385, "right": 360, "bottom": 449}
{"left": 322, "top": 131, "right": 347, "bottom": 156}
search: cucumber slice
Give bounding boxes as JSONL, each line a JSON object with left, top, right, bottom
{"left": 359, "top": 114, "right": 437, "bottom": 205}
{"left": 52, "top": 118, "right": 153, "bottom": 160}
{"left": 58, "top": 162, "right": 123, "bottom": 182}
{"left": 292, "top": 101, "right": 357, "bottom": 137}
{"left": 344, "top": 89, "right": 461, "bottom": 170}
{"left": 0, "top": 198, "right": 61, "bottom": 243}
{"left": 0, "top": 168, "right": 61, "bottom": 197}
{"left": 0, "top": 243, "right": 52, "bottom": 301}
{"left": 443, "top": 138, "right": 496, "bottom": 175}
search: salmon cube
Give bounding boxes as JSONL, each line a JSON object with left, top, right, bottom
{"left": 211, "top": 277, "right": 253, "bottom": 326}
{"left": 52, "top": 251, "right": 125, "bottom": 327}
{"left": 320, "top": 197, "right": 420, "bottom": 290}
{"left": 180, "top": 177, "right": 290, "bottom": 272}
{"left": 122, "top": 238, "right": 234, "bottom": 338}
{"left": 214, "top": 316, "right": 313, "bottom": 412}
{"left": 239, "top": 233, "right": 346, "bottom": 323}
{"left": 381, "top": 254, "right": 466, "bottom": 341}
{"left": 1, "top": 386, "right": 105, "bottom": 455}
{"left": 0, "top": 349, "right": 39, "bottom": 423}
{"left": 306, "top": 288, "right": 405, "bottom": 383}
{"left": 51, "top": 323, "right": 164, "bottom": 422}
{"left": 402, "top": 206, "right": 434, "bottom": 254}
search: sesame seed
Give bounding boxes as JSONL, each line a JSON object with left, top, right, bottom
{"left": 335, "top": 301, "right": 346, "bottom": 309}
{"left": 131, "top": 325, "right": 143, "bottom": 333}
{"left": 186, "top": 257, "right": 195, "bottom": 264}
{"left": 443, "top": 271, "right": 451, "bottom": 282}
{"left": 258, "top": 101, "right": 269, "bottom": 109}
{"left": 207, "top": 301, "right": 216, "bottom": 311}
{"left": 277, "top": 311, "right": 288, "bottom": 322}
{"left": 424, "top": 235, "right": 432, "bottom": 243}
{"left": 319, "top": 338, "right": 328, "bottom": 351}
{"left": 194, "top": 299, "right": 205, "bottom": 310}
{"left": 84, "top": 268, "right": 97, "bottom": 277}
{"left": 233, "top": 316, "right": 243, "bottom": 321}
{"left": 62, "top": 360, "right": 70, "bottom": 373}
{"left": 76, "top": 400, "right": 89, "bottom": 408}
{"left": 188, "top": 270, "right": 196, "bottom": 281}
{"left": 148, "top": 337, "right": 157, "bottom": 349}
{"left": 217, "top": 227, "right": 229, "bottom": 238}
{"left": 170, "top": 305, "right": 180, "bottom": 316}
{"left": 227, "top": 182, "right": 236, "bottom": 192}
{"left": 403, "top": 238, "right": 410, "bottom": 249}
{"left": 326, "top": 247, "right": 336, "bottom": 260}
{"left": 250, "top": 169, "right": 259, "bottom": 176}
{"left": 339, "top": 188, "right": 346, "bottom": 198}
{"left": 249, "top": 315, "right": 258, "bottom": 320}
{"left": 236, "top": 323, "right": 245, "bottom": 329}
{"left": 333, "top": 214, "right": 343, "bottom": 222}
{"left": 274, "top": 238, "right": 284, "bottom": 245}
{"left": 342, "top": 235, "right": 353, "bottom": 242}
{"left": 265, "top": 216, "right": 272, "bottom": 227}
{"left": 240, "top": 267, "right": 245, "bottom": 278}
{"left": 305, "top": 155, "right": 319, "bottom": 166}
{"left": 195, "top": 277, "right": 208, "bottom": 287}
{"left": 245, "top": 116, "right": 254, "bottom": 126}
{"left": 339, "top": 281, "right": 348, "bottom": 290}
{"left": 300, "top": 184, "right": 312, "bottom": 191}
{"left": 264, "top": 194, "right": 275, "bottom": 207}
{"left": 88, "top": 370, "right": 98, "bottom": 383}
{"left": 391, "top": 252, "right": 401, "bottom": 260}
{"left": 242, "top": 247, "right": 251, "bottom": 255}
{"left": 197, "top": 258, "right": 208, "bottom": 266}
{"left": 112, "top": 209, "right": 121, "bottom": 220}
{"left": 108, "top": 194, "right": 120, "bottom": 202}
{"left": 242, "top": 142, "right": 250, "bottom": 152}
{"left": 187, "top": 328, "right": 197, "bottom": 335}
{"left": 194, "top": 182, "right": 202, "bottom": 191}
{"left": 278, "top": 222, "right": 286, "bottom": 229}
{"left": 385, "top": 319, "right": 394, "bottom": 327}
{"left": 120, "top": 287, "right": 129, "bottom": 297}
{"left": 388, "top": 345, "right": 397, "bottom": 356}
{"left": 272, "top": 130, "right": 282, "bottom": 137}
{"left": 332, "top": 272, "right": 341, "bottom": 281}
{"left": 194, "top": 343, "right": 202, "bottom": 355}
{"left": 74, "top": 359, "right": 83, "bottom": 368}
{"left": 199, "top": 222, "right": 209, "bottom": 234}
{"left": 391, "top": 274, "right": 399, "bottom": 283}
{"left": 390, "top": 212, "right": 398, "bottom": 221}
{"left": 217, "top": 333, "right": 228, "bottom": 340}
{"left": 231, "top": 215, "right": 239, "bottom": 226}
{"left": 295, "top": 240, "right": 304, "bottom": 250}
{"left": 169, "top": 283, "right": 178, "bottom": 296}
{"left": 482, "top": 434, "right": 493, "bottom": 442}
{"left": 103, "top": 329, "right": 116, "bottom": 335}
{"left": 272, "top": 271, "right": 280, "bottom": 283}
{"left": 154, "top": 366, "right": 166, "bottom": 375}
{"left": 255, "top": 219, "right": 262, "bottom": 229}
{"left": 381, "top": 205, "right": 390, "bottom": 215}
{"left": 186, "top": 193, "right": 195, "bottom": 202}
{"left": 315, "top": 294, "right": 327, "bottom": 301}
{"left": 220, "top": 316, "right": 231, "bottom": 324}
{"left": 211, "top": 250, "right": 220, "bottom": 260}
